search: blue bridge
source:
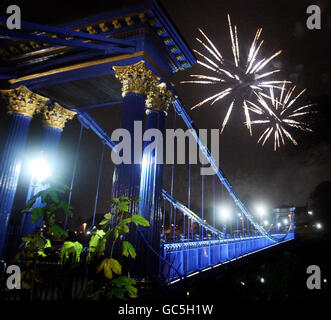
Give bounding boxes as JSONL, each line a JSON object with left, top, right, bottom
{"left": 0, "top": 1, "right": 294, "bottom": 284}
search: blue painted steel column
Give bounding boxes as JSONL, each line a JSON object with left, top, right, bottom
{"left": 112, "top": 61, "right": 159, "bottom": 201}
{"left": 137, "top": 82, "right": 174, "bottom": 278}
{"left": 112, "top": 62, "right": 159, "bottom": 279}
{"left": 112, "top": 92, "right": 146, "bottom": 199}
{"left": 0, "top": 86, "right": 48, "bottom": 258}
{"left": 139, "top": 109, "right": 166, "bottom": 255}
{"left": 21, "top": 102, "right": 76, "bottom": 236}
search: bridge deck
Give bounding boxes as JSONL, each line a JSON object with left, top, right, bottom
{"left": 162, "top": 233, "right": 294, "bottom": 283}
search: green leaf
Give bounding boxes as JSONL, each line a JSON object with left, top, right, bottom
{"left": 50, "top": 225, "right": 67, "bottom": 238}
{"left": 99, "top": 213, "right": 112, "bottom": 226}
{"left": 119, "top": 196, "right": 129, "bottom": 201}
{"left": 104, "top": 213, "right": 112, "bottom": 219}
{"left": 117, "top": 201, "right": 129, "bottom": 212}
{"left": 31, "top": 207, "right": 44, "bottom": 224}
{"left": 122, "top": 241, "right": 136, "bottom": 259}
{"left": 127, "top": 285, "right": 138, "bottom": 298}
{"left": 99, "top": 219, "right": 110, "bottom": 226}
{"left": 98, "top": 258, "right": 122, "bottom": 279}
{"left": 58, "top": 201, "right": 73, "bottom": 217}
{"left": 110, "top": 258, "right": 122, "bottom": 275}
{"left": 112, "top": 276, "right": 136, "bottom": 287}
{"left": 48, "top": 189, "right": 60, "bottom": 203}
{"left": 132, "top": 214, "right": 150, "bottom": 227}
{"left": 120, "top": 218, "right": 132, "bottom": 225}
{"left": 104, "top": 261, "right": 113, "bottom": 280}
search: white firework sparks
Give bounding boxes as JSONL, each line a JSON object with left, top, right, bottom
{"left": 247, "top": 83, "right": 314, "bottom": 150}
{"left": 181, "top": 14, "right": 289, "bottom": 134}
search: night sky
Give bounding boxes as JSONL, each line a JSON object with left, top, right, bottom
{"left": 1, "top": 0, "right": 331, "bottom": 225}
{"left": 159, "top": 0, "right": 331, "bottom": 212}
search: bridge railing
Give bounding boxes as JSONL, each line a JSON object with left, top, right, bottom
{"left": 161, "top": 232, "right": 295, "bottom": 283}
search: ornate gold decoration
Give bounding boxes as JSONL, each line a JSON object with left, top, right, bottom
{"left": 125, "top": 16, "right": 134, "bottom": 26}
{"left": 112, "top": 19, "right": 122, "bottom": 29}
{"left": 138, "top": 13, "right": 147, "bottom": 23}
{"left": 145, "top": 82, "right": 175, "bottom": 112}
{"left": 86, "top": 26, "right": 97, "bottom": 34}
{"left": 41, "top": 102, "right": 76, "bottom": 130}
{"left": 113, "top": 60, "right": 159, "bottom": 97}
{"left": 0, "top": 85, "right": 48, "bottom": 118}
{"left": 99, "top": 23, "right": 110, "bottom": 32}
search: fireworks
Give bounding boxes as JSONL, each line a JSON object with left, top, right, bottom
{"left": 181, "top": 14, "right": 288, "bottom": 134}
{"left": 247, "top": 83, "right": 314, "bottom": 150}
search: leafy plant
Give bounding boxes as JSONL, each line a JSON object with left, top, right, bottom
{"left": 85, "top": 196, "right": 150, "bottom": 300}
{"left": 16, "top": 182, "right": 74, "bottom": 292}
{"left": 22, "top": 183, "right": 73, "bottom": 239}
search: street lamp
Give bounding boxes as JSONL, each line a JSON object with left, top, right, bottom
{"left": 255, "top": 204, "right": 267, "bottom": 218}
{"left": 29, "top": 157, "right": 51, "bottom": 183}
{"left": 219, "top": 206, "right": 232, "bottom": 235}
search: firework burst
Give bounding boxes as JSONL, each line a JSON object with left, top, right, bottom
{"left": 247, "top": 83, "right": 314, "bottom": 150}
{"left": 181, "top": 14, "right": 289, "bottom": 134}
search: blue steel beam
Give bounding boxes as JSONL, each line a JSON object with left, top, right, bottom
{"left": 76, "top": 101, "right": 123, "bottom": 111}
{"left": 173, "top": 98, "right": 289, "bottom": 243}
{"left": 0, "top": 28, "right": 134, "bottom": 53}
{"left": 0, "top": 17, "right": 135, "bottom": 47}
{"left": 74, "top": 109, "right": 116, "bottom": 150}
{"left": 162, "top": 189, "right": 224, "bottom": 238}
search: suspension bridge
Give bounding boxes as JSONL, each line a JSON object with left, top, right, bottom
{"left": 0, "top": 1, "right": 294, "bottom": 285}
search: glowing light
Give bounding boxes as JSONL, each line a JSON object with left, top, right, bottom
{"left": 255, "top": 204, "right": 267, "bottom": 217}
{"left": 316, "top": 223, "right": 322, "bottom": 229}
{"left": 283, "top": 218, "right": 289, "bottom": 225}
{"left": 181, "top": 14, "right": 288, "bottom": 135}
{"left": 249, "top": 85, "right": 314, "bottom": 150}
{"left": 219, "top": 206, "right": 232, "bottom": 222}
{"left": 308, "top": 211, "right": 313, "bottom": 216}
{"left": 260, "top": 277, "right": 265, "bottom": 283}
{"left": 29, "top": 157, "right": 51, "bottom": 182}
{"left": 240, "top": 281, "right": 245, "bottom": 286}
{"left": 263, "top": 220, "right": 269, "bottom": 226}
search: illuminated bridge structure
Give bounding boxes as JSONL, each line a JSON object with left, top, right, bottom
{"left": 0, "top": 1, "right": 294, "bottom": 284}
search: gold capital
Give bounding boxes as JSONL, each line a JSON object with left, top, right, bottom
{"left": 0, "top": 85, "right": 48, "bottom": 118}
{"left": 41, "top": 102, "right": 76, "bottom": 130}
{"left": 145, "top": 82, "right": 175, "bottom": 112}
{"left": 113, "top": 60, "right": 159, "bottom": 97}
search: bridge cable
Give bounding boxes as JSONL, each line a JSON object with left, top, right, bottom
{"left": 65, "top": 122, "right": 84, "bottom": 229}
{"left": 92, "top": 143, "right": 105, "bottom": 227}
